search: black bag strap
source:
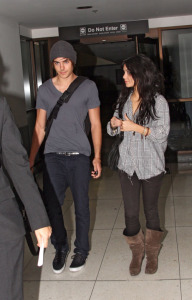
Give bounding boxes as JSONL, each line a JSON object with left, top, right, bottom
{"left": 12, "top": 186, "right": 39, "bottom": 256}
{"left": 25, "top": 232, "right": 39, "bottom": 256}
{"left": 45, "top": 76, "right": 87, "bottom": 141}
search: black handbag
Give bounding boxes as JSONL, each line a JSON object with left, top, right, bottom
{"left": 107, "top": 132, "right": 124, "bottom": 171}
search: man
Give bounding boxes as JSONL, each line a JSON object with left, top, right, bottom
{"left": 29, "top": 40, "right": 102, "bottom": 274}
{"left": 0, "top": 96, "right": 51, "bottom": 300}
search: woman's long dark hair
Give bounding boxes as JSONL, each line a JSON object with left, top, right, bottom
{"left": 116, "top": 54, "right": 164, "bottom": 125}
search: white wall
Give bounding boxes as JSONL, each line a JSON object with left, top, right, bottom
{"left": 149, "top": 15, "right": 192, "bottom": 28}
{"left": 0, "top": 15, "right": 27, "bottom": 127}
{"left": 19, "top": 26, "right": 59, "bottom": 39}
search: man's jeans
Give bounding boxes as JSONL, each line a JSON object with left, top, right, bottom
{"left": 43, "top": 153, "right": 90, "bottom": 257}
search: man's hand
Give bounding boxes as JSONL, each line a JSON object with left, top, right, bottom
{"left": 35, "top": 226, "right": 52, "bottom": 248}
{"left": 91, "top": 157, "right": 102, "bottom": 179}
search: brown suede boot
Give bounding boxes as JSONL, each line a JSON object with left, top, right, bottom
{"left": 145, "top": 229, "right": 164, "bottom": 274}
{"left": 125, "top": 229, "right": 145, "bottom": 276}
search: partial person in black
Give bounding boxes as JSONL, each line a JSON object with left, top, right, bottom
{"left": 29, "top": 40, "right": 102, "bottom": 273}
{"left": 0, "top": 97, "right": 51, "bottom": 300}
{"left": 107, "top": 54, "right": 170, "bottom": 276}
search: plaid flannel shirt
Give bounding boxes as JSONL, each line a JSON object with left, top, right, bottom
{"left": 107, "top": 94, "right": 170, "bottom": 179}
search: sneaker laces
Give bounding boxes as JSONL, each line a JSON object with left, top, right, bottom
{"left": 71, "top": 253, "right": 85, "bottom": 264}
{"left": 54, "top": 249, "right": 67, "bottom": 263}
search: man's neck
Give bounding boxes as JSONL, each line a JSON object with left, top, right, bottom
{"left": 53, "top": 73, "right": 77, "bottom": 92}
{"left": 57, "top": 72, "right": 76, "bottom": 85}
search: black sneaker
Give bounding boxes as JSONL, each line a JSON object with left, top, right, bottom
{"left": 52, "top": 249, "right": 69, "bottom": 274}
{"left": 69, "top": 253, "right": 86, "bottom": 272}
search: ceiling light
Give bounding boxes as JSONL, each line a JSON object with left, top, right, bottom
{"left": 76, "top": 6, "right": 93, "bottom": 9}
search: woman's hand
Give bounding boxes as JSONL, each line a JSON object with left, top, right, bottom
{"left": 110, "top": 116, "right": 122, "bottom": 129}
{"left": 121, "top": 114, "right": 136, "bottom": 132}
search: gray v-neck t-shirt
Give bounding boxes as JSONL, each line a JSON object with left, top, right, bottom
{"left": 36, "top": 78, "right": 100, "bottom": 156}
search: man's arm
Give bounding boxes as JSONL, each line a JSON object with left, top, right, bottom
{"left": 89, "top": 106, "right": 102, "bottom": 178}
{"left": 29, "top": 109, "right": 47, "bottom": 170}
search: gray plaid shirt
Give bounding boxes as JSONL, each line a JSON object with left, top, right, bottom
{"left": 107, "top": 94, "right": 170, "bottom": 179}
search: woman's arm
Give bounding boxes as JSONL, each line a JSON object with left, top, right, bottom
{"left": 120, "top": 95, "right": 170, "bottom": 143}
{"left": 145, "top": 96, "right": 170, "bottom": 144}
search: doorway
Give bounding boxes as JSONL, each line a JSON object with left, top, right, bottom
{"left": 72, "top": 36, "right": 159, "bottom": 164}
{"left": 20, "top": 34, "right": 159, "bottom": 164}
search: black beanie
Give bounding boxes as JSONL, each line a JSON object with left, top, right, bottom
{"left": 50, "top": 40, "right": 77, "bottom": 64}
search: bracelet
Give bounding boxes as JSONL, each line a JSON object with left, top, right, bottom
{"left": 142, "top": 127, "right": 147, "bottom": 136}
{"left": 112, "top": 128, "right": 118, "bottom": 134}
{"left": 110, "top": 122, "right": 118, "bottom": 133}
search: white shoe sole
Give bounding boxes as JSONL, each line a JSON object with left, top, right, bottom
{"left": 69, "top": 264, "right": 85, "bottom": 272}
{"left": 52, "top": 251, "right": 69, "bottom": 274}
{"left": 52, "top": 263, "right": 66, "bottom": 274}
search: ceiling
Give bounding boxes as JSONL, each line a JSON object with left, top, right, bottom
{"left": 0, "top": 0, "right": 192, "bottom": 29}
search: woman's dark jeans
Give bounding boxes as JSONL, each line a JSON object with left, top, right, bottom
{"left": 43, "top": 153, "right": 90, "bottom": 257}
{"left": 119, "top": 171, "right": 164, "bottom": 236}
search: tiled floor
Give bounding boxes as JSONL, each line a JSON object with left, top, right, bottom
{"left": 23, "top": 163, "right": 192, "bottom": 300}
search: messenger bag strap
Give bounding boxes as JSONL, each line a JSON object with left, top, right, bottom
{"left": 45, "top": 76, "right": 87, "bottom": 141}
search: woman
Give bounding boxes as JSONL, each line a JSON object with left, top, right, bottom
{"left": 107, "top": 54, "right": 170, "bottom": 276}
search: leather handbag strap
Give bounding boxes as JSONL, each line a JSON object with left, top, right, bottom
{"left": 45, "top": 76, "right": 87, "bottom": 141}
{"left": 12, "top": 186, "right": 39, "bottom": 256}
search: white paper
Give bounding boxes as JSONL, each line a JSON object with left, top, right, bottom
{"left": 37, "top": 239, "right": 44, "bottom": 267}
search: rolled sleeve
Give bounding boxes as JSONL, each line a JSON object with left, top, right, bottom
{"left": 107, "top": 121, "right": 120, "bottom": 136}
{"left": 107, "top": 105, "right": 121, "bottom": 136}
{"left": 147, "top": 95, "right": 170, "bottom": 144}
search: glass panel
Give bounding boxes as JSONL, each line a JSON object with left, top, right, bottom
{"left": 138, "top": 37, "right": 159, "bottom": 67}
{"left": 162, "top": 28, "right": 192, "bottom": 162}
{"left": 162, "top": 28, "right": 192, "bottom": 99}
{"left": 20, "top": 39, "right": 50, "bottom": 152}
{"left": 20, "top": 39, "right": 35, "bottom": 109}
{"left": 33, "top": 41, "right": 49, "bottom": 88}
{"left": 168, "top": 102, "right": 192, "bottom": 149}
